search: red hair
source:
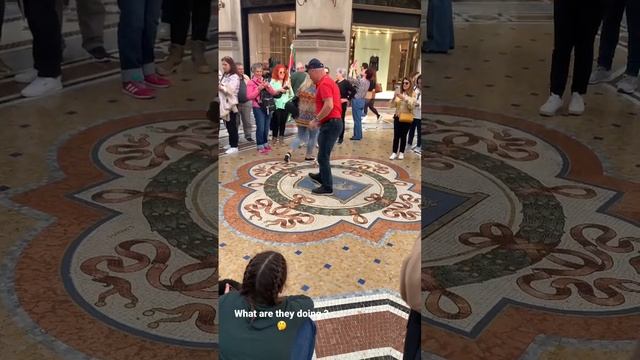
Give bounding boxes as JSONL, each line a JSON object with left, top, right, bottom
{"left": 272, "top": 64, "right": 289, "bottom": 82}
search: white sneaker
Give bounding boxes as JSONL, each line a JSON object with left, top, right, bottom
{"left": 568, "top": 92, "right": 585, "bottom": 115}
{"left": 20, "top": 77, "right": 63, "bottom": 97}
{"left": 589, "top": 66, "right": 611, "bottom": 84}
{"left": 225, "top": 147, "right": 239, "bottom": 154}
{"left": 14, "top": 69, "right": 38, "bottom": 84}
{"left": 413, "top": 147, "right": 422, "bottom": 155}
{"left": 389, "top": 153, "right": 397, "bottom": 160}
{"left": 539, "top": 94, "right": 563, "bottom": 117}
{"left": 398, "top": 152, "right": 404, "bottom": 160}
{"left": 223, "top": 144, "right": 231, "bottom": 150}
{"left": 411, "top": 145, "right": 417, "bottom": 150}
{"left": 616, "top": 74, "right": 639, "bottom": 94}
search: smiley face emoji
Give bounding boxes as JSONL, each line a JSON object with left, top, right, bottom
{"left": 277, "top": 320, "right": 287, "bottom": 331}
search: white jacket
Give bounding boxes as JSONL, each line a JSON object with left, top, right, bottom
{"left": 219, "top": 73, "right": 240, "bottom": 121}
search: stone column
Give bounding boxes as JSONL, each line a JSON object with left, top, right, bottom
{"left": 218, "top": 0, "right": 243, "bottom": 63}
{"left": 293, "top": 0, "right": 353, "bottom": 75}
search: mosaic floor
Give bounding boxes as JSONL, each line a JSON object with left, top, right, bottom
{"left": 0, "top": 5, "right": 219, "bottom": 358}
{"left": 423, "top": 1, "right": 640, "bottom": 359}
{"left": 218, "top": 111, "right": 422, "bottom": 358}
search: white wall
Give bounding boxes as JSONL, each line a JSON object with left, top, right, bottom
{"left": 354, "top": 30, "right": 392, "bottom": 91}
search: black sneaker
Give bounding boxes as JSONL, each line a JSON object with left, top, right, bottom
{"left": 312, "top": 186, "right": 333, "bottom": 195}
{"left": 88, "top": 46, "right": 111, "bottom": 62}
{"left": 284, "top": 152, "right": 291, "bottom": 163}
{"left": 337, "top": 138, "right": 343, "bottom": 144}
{"left": 308, "top": 173, "right": 321, "bottom": 183}
{"left": 246, "top": 137, "right": 255, "bottom": 142}
{"left": 304, "top": 157, "right": 315, "bottom": 161}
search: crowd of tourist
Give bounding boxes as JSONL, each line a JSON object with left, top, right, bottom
{"left": 0, "top": 0, "right": 213, "bottom": 98}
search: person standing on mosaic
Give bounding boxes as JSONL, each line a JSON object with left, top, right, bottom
{"left": 350, "top": 67, "right": 370, "bottom": 141}
{"left": 117, "top": 0, "right": 171, "bottom": 99}
{"left": 236, "top": 63, "right": 255, "bottom": 143}
{"left": 157, "top": 0, "right": 212, "bottom": 75}
{"left": 589, "top": 0, "right": 639, "bottom": 94}
{"left": 335, "top": 68, "right": 355, "bottom": 144}
{"left": 219, "top": 56, "right": 240, "bottom": 154}
{"left": 389, "top": 77, "right": 417, "bottom": 161}
{"left": 246, "top": 63, "right": 283, "bottom": 155}
{"left": 270, "top": 64, "right": 293, "bottom": 145}
{"left": 307, "top": 58, "right": 343, "bottom": 196}
{"left": 284, "top": 73, "right": 318, "bottom": 163}
{"left": 363, "top": 68, "right": 381, "bottom": 121}
{"left": 407, "top": 73, "right": 422, "bottom": 154}
{"left": 540, "top": 0, "right": 605, "bottom": 116}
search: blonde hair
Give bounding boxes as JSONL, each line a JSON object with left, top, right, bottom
{"left": 297, "top": 74, "right": 314, "bottom": 94}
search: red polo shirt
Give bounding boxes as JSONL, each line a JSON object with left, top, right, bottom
{"left": 315, "top": 74, "right": 342, "bottom": 123}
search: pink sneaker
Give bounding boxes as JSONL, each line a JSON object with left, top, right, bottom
{"left": 259, "top": 148, "right": 269, "bottom": 155}
{"left": 144, "top": 73, "right": 171, "bottom": 88}
{"left": 122, "top": 81, "right": 155, "bottom": 99}
{"left": 265, "top": 144, "right": 272, "bottom": 151}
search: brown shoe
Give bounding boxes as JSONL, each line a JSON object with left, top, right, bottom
{"left": 191, "top": 40, "right": 211, "bottom": 74}
{"left": 157, "top": 44, "right": 184, "bottom": 76}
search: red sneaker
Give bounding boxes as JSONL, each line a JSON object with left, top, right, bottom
{"left": 144, "top": 73, "right": 171, "bottom": 88}
{"left": 122, "top": 81, "right": 155, "bottom": 99}
{"left": 265, "top": 144, "right": 272, "bottom": 151}
{"left": 259, "top": 148, "right": 269, "bottom": 155}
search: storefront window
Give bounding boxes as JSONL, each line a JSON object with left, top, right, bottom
{"left": 353, "top": 0, "right": 421, "bottom": 9}
{"left": 247, "top": 12, "right": 296, "bottom": 70}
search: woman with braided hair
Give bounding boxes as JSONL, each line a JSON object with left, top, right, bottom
{"left": 219, "top": 251, "right": 314, "bottom": 359}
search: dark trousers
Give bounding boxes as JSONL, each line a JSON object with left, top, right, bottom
{"left": 0, "top": 0, "right": 4, "bottom": 40}
{"left": 272, "top": 109, "right": 287, "bottom": 138}
{"left": 169, "top": 0, "right": 211, "bottom": 45}
{"left": 161, "top": 0, "right": 171, "bottom": 23}
{"left": 408, "top": 118, "right": 421, "bottom": 147}
{"left": 317, "top": 119, "right": 343, "bottom": 189}
{"left": 24, "top": 0, "right": 63, "bottom": 78}
{"left": 426, "top": 0, "right": 454, "bottom": 52}
{"left": 339, "top": 102, "right": 347, "bottom": 141}
{"left": 364, "top": 98, "right": 380, "bottom": 117}
{"left": 393, "top": 118, "right": 412, "bottom": 153}
{"left": 403, "top": 310, "right": 421, "bottom": 360}
{"left": 117, "top": 0, "right": 162, "bottom": 80}
{"left": 550, "top": 0, "right": 604, "bottom": 96}
{"left": 224, "top": 112, "right": 239, "bottom": 148}
{"left": 597, "top": 0, "right": 640, "bottom": 76}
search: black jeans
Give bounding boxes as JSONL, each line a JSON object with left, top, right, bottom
{"left": 169, "top": 0, "right": 211, "bottom": 45}
{"left": 339, "top": 102, "right": 347, "bottom": 141}
{"left": 317, "top": 119, "right": 343, "bottom": 189}
{"left": 408, "top": 118, "right": 421, "bottom": 147}
{"left": 161, "top": 0, "right": 171, "bottom": 23}
{"left": 403, "top": 310, "right": 421, "bottom": 360}
{"left": 364, "top": 98, "right": 380, "bottom": 117}
{"left": 550, "top": 0, "right": 604, "bottom": 96}
{"left": 272, "top": 109, "right": 288, "bottom": 138}
{"left": 393, "top": 118, "right": 412, "bottom": 153}
{"left": 597, "top": 0, "right": 640, "bottom": 76}
{"left": 24, "top": 0, "right": 62, "bottom": 78}
{"left": 224, "top": 112, "right": 239, "bottom": 148}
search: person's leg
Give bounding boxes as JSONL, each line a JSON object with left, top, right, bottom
{"left": 0, "top": 0, "right": 5, "bottom": 41}
{"left": 118, "top": 0, "right": 145, "bottom": 82}
{"left": 271, "top": 111, "right": 279, "bottom": 140}
{"left": 407, "top": 118, "right": 417, "bottom": 146}
{"left": 227, "top": 113, "right": 239, "bottom": 148}
{"left": 339, "top": 102, "right": 347, "bottom": 142}
{"left": 368, "top": 98, "right": 380, "bottom": 117}
{"left": 290, "top": 126, "right": 304, "bottom": 153}
{"left": 399, "top": 122, "right": 411, "bottom": 153}
{"left": 403, "top": 310, "right": 421, "bottom": 360}
{"left": 170, "top": 0, "right": 189, "bottom": 45}
{"left": 549, "top": 0, "right": 576, "bottom": 96}
{"left": 253, "top": 108, "right": 265, "bottom": 149}
{"left": 307, "top": 128, "right": 318, "bottom": 158}
{"left": 278, "top": 110, "right": 287, "bottom": 137}
{"left": 352, "top": 100, "right": 361, "bottom": 139}
{"left": 625, "top": 0, "right": 640, "bottom": 76}
{"left": 191, "top": 0, "right": 211, "bottom": 42}
{"left": 77, "top": 0, "right": 107, "bottom": 52}
{"left": 317, "top": 121, "right": 341, "bottom": 189}
{"left": 392, "top": 117, "right": 400, "bottom": 153}
{"left": 24, "top": 0, "right": 62, "bottom": 78}
{"left": 572, "top": 0, "right": 605, "bottom": 94}
{"left": 161, "top": 0, "right": 171, "bottom": 23}
{"left": 596, "top": 0, "right": 625, "bottom": 70}
{"left": 415, "top": 118, "right": 422, "bottom": 147}
{"left": 240, "top": 103, "right": 254, "bottom": 140}
{"left": 142, "top": 0, "right": 163, "bottom": 77}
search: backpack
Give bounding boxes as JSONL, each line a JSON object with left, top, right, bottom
{"left": 238, "top": 78, "right": 248, "bottom": 103}
{"left": 260, "top": 89, "right": 276, "bottom": 114}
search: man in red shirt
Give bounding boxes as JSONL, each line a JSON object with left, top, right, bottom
{"left": 307, "top": 58, "right": 343, "bottom": 195}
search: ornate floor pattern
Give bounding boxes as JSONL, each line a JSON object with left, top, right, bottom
{"left": 219, "top": 118, "right": 421, "bottom": 358}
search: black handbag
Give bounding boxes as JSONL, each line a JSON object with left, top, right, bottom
{"left": 207, "top": 98, "right": 220, "bottom": 122}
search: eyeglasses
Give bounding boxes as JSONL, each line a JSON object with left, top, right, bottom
{"left": 279, "top": 71, "right": 286, "bottom": 74}
{"left": 403, "top": 82, "right": 410, "bottom": 85}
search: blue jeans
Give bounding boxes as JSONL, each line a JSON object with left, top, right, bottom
{"left": 117, "top": 0, "right": 162, "bottom": 82}
{"left": 351, "top": 98, "right": 365, "bottom": 140}
{"left": 317, "top": 119, "right": 343, "bottom": 189}
{"left": 253, "top": 107, "right": 271, "bottom": 149}
{"left": 597, "top": 0, "right": 640, "bottom": 76}
{"left": 290, "top": 126, "right": 319, "bottom": 158}
{"left": 426, "top": 0, "right": 454, "bottom": 53}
